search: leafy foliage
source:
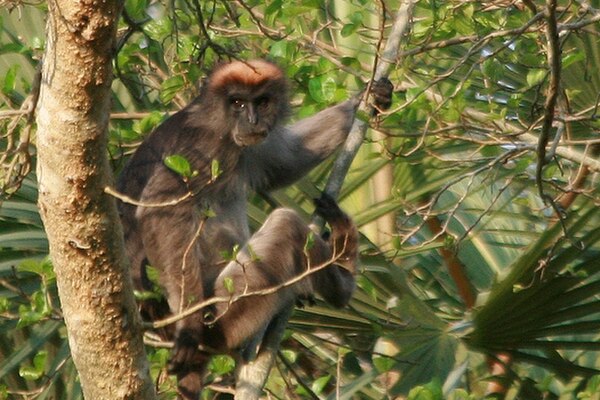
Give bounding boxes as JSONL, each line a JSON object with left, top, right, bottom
{"left": 2, "top": 0, "right": 600, "bottom": 398}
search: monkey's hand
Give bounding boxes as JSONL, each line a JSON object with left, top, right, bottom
{"left": 314, "top": 194, "right": 358, "bottom": 274}
{"left": 169, "top": 328, "right": 208, "bottom": 376}
{"left": 369, "top": 77, "right": 394, "bottom": 113}
{"left": 296, "top": 294, "right": 316, "bottom": 308}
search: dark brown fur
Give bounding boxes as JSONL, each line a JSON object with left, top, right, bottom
{"left": 117, "top": 60, "right": 391, "bottom": 399}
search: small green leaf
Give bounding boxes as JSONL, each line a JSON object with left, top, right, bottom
{"left": 526, "top": 68, "right": 546, "bottom": 87}
{"left": 341, "top": 23, "right": 357, "bottom": 37}
{"left": 211, "top": 159, "right": 222, "bottom": 181}
{"left": 133, "top": 290, "right": 162, "bottom": 301}
{"left": 0, "top": 298, "right": 9, "bottom": 314}
{"left": 203, "top": 207, "right": 216, "bottom": 218}
{"left": 19, "top": 351, "right": 47, "bottom": 381}
{"left": 308, "top": 77, "right": 324, "bottom": 103}
{"left": 269, "top": 40, "right": 288, "bottom": 59}
{"left": 562, "top": 51, "right": 585, "bottom": 69}
{"left": 320, "top": 76, "right": 336, "bottom": 102}
{"left": 2, "top": 65, "right": 19, "bottom": 94}
{"left": 159, "top": 75, "right": 185, "bottom": 104}
{"left": 246, "top": 244, "right": 260, "bottom": 262}
{"left": 311, "top": 375, "right": 331, "bottom": 395}
{"left": 481, "top": 58, "right": 503, "bottom": 81}
{"left": 223, "top": 277, "right": 235, "bottom": 294}
{"left": 407, "top": 378, "right": 444, "bottom": 400}
{"left": 304, "top": 231, "right": 315, "bottom": 251}
{"left": 280, "top": 349, "right": 297, "bottom": 363}
{"left": 164, "top": 154, "right": 192, "bottom": 178}
{"left": 133, "top": 111, "right": 165, "bottom": 136}
{"left": 209, "top": 355, "right": 236, "bottom": 375}
{"left": 19, "top": 259, "right": 44, "bottom": 276}
{"left": 373, "top": 355, "right": 395, "bottom": 372}
{"left": 265, "top": 0, "right": 283, "bottom": 17}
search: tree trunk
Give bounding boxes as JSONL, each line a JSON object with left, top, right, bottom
{"left": 35, "top": 1, "right": 156, "bottom": 399}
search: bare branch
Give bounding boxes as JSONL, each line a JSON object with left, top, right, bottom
{"left": 324, "top": 0, "right": 416, "bottom": 200}
{"left": 536, "top": 0, "right": 561, "bottom": 204}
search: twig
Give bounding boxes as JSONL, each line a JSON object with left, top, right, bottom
{"left": 104, "top": 185, "right": 193, "bottom": 208}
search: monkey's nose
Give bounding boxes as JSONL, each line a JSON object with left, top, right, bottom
{"left": 247, "top": 104, "right": 258, "bottom": 125}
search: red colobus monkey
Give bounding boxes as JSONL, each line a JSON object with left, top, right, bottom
{"left": 117, "top": 60, "right": 392, "bottom": 399}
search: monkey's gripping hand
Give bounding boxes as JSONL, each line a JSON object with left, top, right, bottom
{"left": 369, "top": 77, "right": 394, "bottom": 113}
{"left": 314, "top": 194, "right": 359, "bottom": 274}
{"left": 168, "top": 328, "right": 208, "bottom": 376}
{"left": 348, "top": 77, "right": 393, "bottom": 113}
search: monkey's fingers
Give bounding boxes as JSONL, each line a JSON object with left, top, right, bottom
{"left": 168, "top": 329, "right": 206, "bottom": 375}
{"left": 313, "top": 193, "right": 343, "bottom": 220}
{"left": 370, "top": 77, "right": 393, "bottom": 111}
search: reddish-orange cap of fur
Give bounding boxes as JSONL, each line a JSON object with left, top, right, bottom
{"left": 208, "top": 60, "right": 284, "bottom": 90}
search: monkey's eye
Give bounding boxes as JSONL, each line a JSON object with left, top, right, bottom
{"left": 255, "top": 96, "right": 270, "bottom": 108}
{"left": 231, "top": 98, "right": 246, "bottom": 111}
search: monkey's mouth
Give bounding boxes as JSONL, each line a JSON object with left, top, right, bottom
{"left": 233, "top": 130, "right": 268, "bottom": 147}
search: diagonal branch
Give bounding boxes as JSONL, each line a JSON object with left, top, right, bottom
{"left": 324, "top": 0, "right": 416, "bottom": 200}
{"left": 233, "top": 3, "right": 416, "bottom": 399}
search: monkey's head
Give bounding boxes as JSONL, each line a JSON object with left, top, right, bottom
{"left": 208, "top": 60, "right": 290, "bottom": 147}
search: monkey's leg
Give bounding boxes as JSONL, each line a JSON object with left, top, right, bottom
{"left": 177, "top": 371, "right": 204, "bottom": 400}
{"left": 311, "top": 194, "right": 358, "bottom": 307}
{"left": 209, "top": 208, "right": 329, "bottom": 352}
{"left": 138, "top": 205, "right": 210, "bottom": 398}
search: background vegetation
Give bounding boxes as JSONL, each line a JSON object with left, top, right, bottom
{"left": 1, "top": 0, "right": 600, "bottom": 398}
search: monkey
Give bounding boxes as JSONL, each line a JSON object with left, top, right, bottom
{"left": 116, "top": 59, "right": 393, "bottom": 399}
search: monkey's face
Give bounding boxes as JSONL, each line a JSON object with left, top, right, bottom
{"left": 228, "top": 93, "right": 279, "bottom": 147}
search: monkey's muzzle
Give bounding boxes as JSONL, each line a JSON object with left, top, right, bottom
{"left": 233, "top": 130, "right": 268, "bottom": 147}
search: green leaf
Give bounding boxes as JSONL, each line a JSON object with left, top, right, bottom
{"left": 341, "top": 23, "right": 358, "bottom": 38}
{"left": 373, "top": 355, "right": 395, "bottom": 372}
{"left": 144, "top": 16, "right": 173, "bottom": 41}
{"left": 208, "top": 355, "right": 236, "bottom": 375}
{"left": 269, "top": 40, "right": 288, "bottom": 59}
{"left": 308, "top": 76, "right": 336, "bottom": 104}
{"left": 163, "top": 154, "right": 192, "bottom": 178}
{"left": 18, "top": 350, "right": 47, "bottom": 381}
{"left": 311, "top": 375, "right": 331, "bottom": 394}
{"left": 304, "top": 231, "right": 315, "bottom": 251}
{"left": 280, "top": 349, "right": 297, "bottom": 363}
{"left": 407, "top": 378, "right": 443, "bottom": 400}
{"left": 265, "top": 0, "right": 283, "bottom": 17}
{"left": 526, "top": 68, "right": 546, "bottom": 87}
{"left": 223, "top": 277, "right": 235, "bottom": 294}
{"left": 18, "top": 257, "right": 55, "bottom": 282}
{"left": 481, "top": 58, "right": 503, "bottom": 81}
{"left": 2, "top": 64, "right": 19, "bottom": 94}
{"left": 211, "top": 159, "right": 222, "bottom": 181}
{"left": 159, "top": 75, "right": 185, "bottom": 104}
{"left": 562, "top": 51, "right": 585, "bottom": 69}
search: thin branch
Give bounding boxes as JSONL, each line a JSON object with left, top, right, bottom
{"left": 536, "top": 0, "right": 561, "bottom": 204}
{"left": 324, "top": 0, "right": 416, "bottom": 200}
{"left": 104, "top": 185, "right": 193, "bottom": 208}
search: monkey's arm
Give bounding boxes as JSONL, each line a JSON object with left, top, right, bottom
{"left": 245, "top": 99, "right": 358, "bottom": 190}
{"left": 248, "top": 79, "right": 393, "bottom": 190}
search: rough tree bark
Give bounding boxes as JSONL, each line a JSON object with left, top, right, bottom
{"left": 35, "top": 1, "right": 157, "bottom": 399}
